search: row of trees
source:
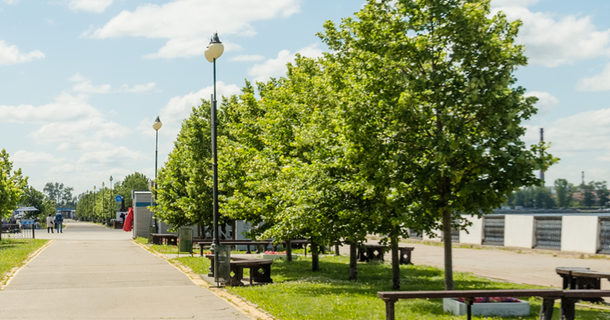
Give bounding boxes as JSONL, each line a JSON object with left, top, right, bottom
{"left": 507, "top": 179, "right": 610, "bottom": 209}
{"left": 155, "top": 0, "right": 554, "bottom": 290}
{"left": 75, "top": 172, "right": 149, "bottom": 223}
{"left": 0, "top": 149, "right": 27, "bottom": 219}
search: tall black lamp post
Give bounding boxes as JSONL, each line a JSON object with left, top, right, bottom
{"left": 204, "top": 33, "right": 224, "bottom": 284}
{"left": 153, "top": 116, "right": 162, "bottom": 232}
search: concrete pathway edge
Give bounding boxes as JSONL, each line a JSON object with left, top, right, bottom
{"left": 133, "top": 240, "right": 275, "bottom": 320}
{"left": 1, "top": 239, "right": 54, "bottom": 290}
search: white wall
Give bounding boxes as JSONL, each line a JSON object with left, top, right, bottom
{"left": 423, "top": 229, "right": 442, "bottom": 241}
{"left": 561, "top": 216, "right": 599, "bottom": 254}
{"left": 459, "top": 215, "right": 483, "bottom": 245}
{"left": 504, "top": 215, "right": 535, "bottom": 248}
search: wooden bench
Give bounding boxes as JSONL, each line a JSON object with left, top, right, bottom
{"left": 198, "top": 240, "right": 275, "bottom": 256}
{"left": 358, "top": 244, "right": 414, "bottom": 265}
{"left": 556, "top": 267, "right": 610, "bottom": 303}
{"left": 377, "top": 289, "right": 610, "bottom": 320}
{"left": 151, "top": 233, "right": 177, "bottom": 245}
{"left": 205, "top": 254, "right": 273, "bottom": 286}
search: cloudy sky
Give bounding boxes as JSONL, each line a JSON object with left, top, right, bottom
{"left": 0, "top": 0, "right": 609, "bottom": 195}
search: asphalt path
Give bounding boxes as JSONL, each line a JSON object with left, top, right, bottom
{"left": 0, "top": 221, "right": 248, "bottom": 319}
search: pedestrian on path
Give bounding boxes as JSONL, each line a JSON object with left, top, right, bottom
{"left": 46, "top": 214, "right": 54, "bottom": 233}
{"left": 54, "top": 213, "right": 63, "bottom": 233}
{"left": 123, "top": 207, "right": 133, "bottom": 232}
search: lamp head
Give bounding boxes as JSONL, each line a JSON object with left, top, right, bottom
{"left": 204, "top": 33, "right": 224, "bottom": 63}
{"left": 110, "top": 176, "right": 113, "bottom": 182}
{"left": 153, "top": 116, "right": 162, "bottom": 131}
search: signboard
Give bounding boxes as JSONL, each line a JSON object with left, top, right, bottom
{"left": 115, "top": 195, "right": 123, "bottom": 202}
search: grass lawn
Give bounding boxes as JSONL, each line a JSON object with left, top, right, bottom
{"left": 0, "top": 238, "right": 48, "bottom": 284}
{"left": 173, "top": 254, "right": 610, "bottom": 320}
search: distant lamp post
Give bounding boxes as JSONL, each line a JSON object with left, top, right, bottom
{"left": 204, "top": 32, "right": 224, "bottom": 284}
{"left": 102, "top": 182, "right": 106, "bottom": 224}
{"left": 93, "top": 185, "right": 97, "bottom": 220}
{"left": 110, "top": 175, "right": 114, "bottom": 218}
{"left": 153, "top": 116, "right": 162, "bottom": 232}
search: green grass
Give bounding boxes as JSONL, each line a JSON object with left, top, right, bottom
{"left": 175, "top": 254, "right": 610, "bottom": 320}
{"left": 0, "top": 238, "right": 48, "bottom": 284}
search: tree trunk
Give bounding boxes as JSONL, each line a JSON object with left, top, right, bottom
{"left": 349, "top": 241, "right": 357, "bottom": 280}
{"left": 311, "top": 239, "right": 320, "bottom": 271}
{"left": 442, "top": 208, "right": 454, "bottom": 290}
{"left": 232, "top": 220, "right": 236, "bottom": 240}
{"left": 391, "top": 233, "right": 400, "bottom": 290}
{"left": 335, "top": 241, "right": 340, "bottom": 256}
{"left": 286, "top": 239, "right": 292, "bottom": 262}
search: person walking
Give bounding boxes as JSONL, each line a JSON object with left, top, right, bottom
{"left": 54, "top": 213, "right": 64, "bottom": 233}
{"left": 46, "top": 214, "right": 54, "bottom": 233}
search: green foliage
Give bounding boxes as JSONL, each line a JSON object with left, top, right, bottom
{"left": 554, "top": 179, "right": 576, "bottom": 208}
{"left": 43, "top": 182, "right": 75, "bottom": 208}
{"left": 508, "top": 186, "right": 555, "bottom": 209}
{"left": 114, "top": 172, "right": 149, "bottom": 208}
{"left": 20, "top": 186, "right": 55, "bottom": 218}
{"left": 0, "top": 149, "right": 27, "bottom": 219}
{"left": 581, "top": 182, "right": 596, "bottom": 208}
{"left": 593, "top": 181, "right": 609, "bottom": 207}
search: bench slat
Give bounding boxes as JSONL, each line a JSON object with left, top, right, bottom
{"left": 378, "top": 289, "right": 563, "bottom": 300}
{"left": 563, "top": 290, "right": 610, "bottom": 298}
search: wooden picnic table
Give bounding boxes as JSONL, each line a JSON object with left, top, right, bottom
{"left": 198, "top": 240, "right": 276, "bottom": 255}
{"left": 151, "top": 233, "right": 177, "bottom": 245}
{"left": 358, "top": 244, "right": 414, "bottom": 265}
{"left": 556, "top": 267, "right": 610, "bottom": 302}
{"left": 205, "top": 254, "right": 273, "bottom": 286}
{"left": 378, "top": 289, "right": 610, "bottom": 320}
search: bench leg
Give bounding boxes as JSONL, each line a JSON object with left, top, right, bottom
{"left": 200, "top": 245, "right": 203, "bottom": 257}
{"left": 246, "top": 245, "right": 252, "bottom": 254}
{"left": 383, "top": 298, "right": 396, "bottom": 320}
{"left": 539, "top": 298, "right": 554, "bottom": 320}
{"left": 465, "top": 298, "right": 473, "bottom": 320}
{"left": 560, "top": 298, "right": 575, "bottom": 320}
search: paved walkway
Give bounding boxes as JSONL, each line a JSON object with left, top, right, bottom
{"left": 0, "top": 221, "right": 248, "bottom": 319}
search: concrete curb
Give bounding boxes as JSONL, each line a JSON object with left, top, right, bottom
{"left": 1, "top": 239, "right": 54, "bottom": 290}
{"left": 133, "top": 240, "right": 274, "bottom": 320}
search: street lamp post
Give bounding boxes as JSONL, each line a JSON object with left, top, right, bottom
{"left": 153, "top": 116, "right": 162, "bottom": 233}
{"left": 102, "top": 182, "right": 106, "bottom": 224}
{"left": 93, "top": 185, "right": 96, "bottom": 221}
{"left": 110, "top": 175, "right": 114, "bottom": 214}
{"left": 204, "top": 32, "right": 224, "bottom": 284}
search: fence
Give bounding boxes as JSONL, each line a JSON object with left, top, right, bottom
{"left": 599, "top": 218, "right": 610, "bottom": 254}
{"left": 482, "top": 215, "right": 505, "bottom": 246}
{"left": 1, "top": 224, "right": 36, "bottom": 240}
{"left": 534, "top": 217, "right": 562, "bottom": 250}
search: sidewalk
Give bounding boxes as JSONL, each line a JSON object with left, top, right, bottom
{"left": 0, "top": 221, "right": 249, "bottom": 319}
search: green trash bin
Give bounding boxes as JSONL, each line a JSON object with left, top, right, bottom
{"left": 178, "top": 227, "right": 193, "bottom": 253}
{"left": 148, "top": 226, "right": 156, "bottom": 244}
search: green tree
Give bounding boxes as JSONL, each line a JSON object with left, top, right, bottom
{"left": 20, "top": 186, "right": 55, "bottom": 218}
{"left": 0, "top": 149, "right": 27, "bottom": 219}
{"left": 594, "top": 181, "right": 609, "bottom": 208}
{"left": 581, "top": 182, "right": 596, "bottom": 208}
{"left": 554, "top": 179, "right": 575, "bottom": 208}
{"left": 114, "top": 172, "right": 149, "bottom": 209}
{"left": 319, "top": 0, "right": 555, "bottom": 289}
{"left": 43, "top": 182, "right": 75, "bottom": 209}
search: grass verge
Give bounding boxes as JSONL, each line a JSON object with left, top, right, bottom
{"left": 0, "top": 238, "right": 48, "bottom": 285}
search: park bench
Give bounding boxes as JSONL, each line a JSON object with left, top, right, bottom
{"left": 198, "top": 240, "right": 276, "bottom": 256}
{"left": 358, "top": 244, "right": 414, "bottom": 265}
{"left": 556, "top": 267, "right": 610, "bottom": 303}
{"left": 205, "top": 254, "right": 273, "bottom": 286}
{"left": 151, "top": 233, "right": 177, "bottom": 246}
{"left": 377, "top": 289, "right": 610, "bottom": 320}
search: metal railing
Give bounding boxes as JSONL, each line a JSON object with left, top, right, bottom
{"left": 1, "top": 223, "right": 36, "bottom": 239}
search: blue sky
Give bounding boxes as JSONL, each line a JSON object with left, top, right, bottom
{"left": 1, "top": 0, "right": 609, "bottom": 195}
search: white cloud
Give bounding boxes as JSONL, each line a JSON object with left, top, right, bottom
{"left": 525, "top": 108, "right": 610, "bottom": 155}
{"left": 66, "top": 0, "right": 113, "bottom": 13}
{"left": 576, "top": 63, "right": 610, "bottom": 92}
{"left": 0, "top": 92, "right": 101, "bottom": 123}
{"left": 69, "top": 73, "right": 156, "bottom": 93}
{"left": 493, "top": 6, "right": 610, "bottom": 67}
{"left": 229, "top": 54, "right": 265, "bottom": 62}
{"left": 248, "top": 43, "right": 323, "bottom": 81}
{"left": 120, "top": 82, "right": 156, "bottom": 93}
{"left": 0, "top": 41, "right": 45, "bottom": 66}
{"left": 87, "top": 0, "right": 300, "bottom": 59}
{"left": 142, "top": 81, "right": 241, "bottom": 139}
{"left": 12, "top": 151, "right": 66, "bottom": 164}
{"left": 2, "top": 0, "right": 21, "bottom": 4}
{"left": 524, "top": 91, "right": 559, "bottom": 115}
